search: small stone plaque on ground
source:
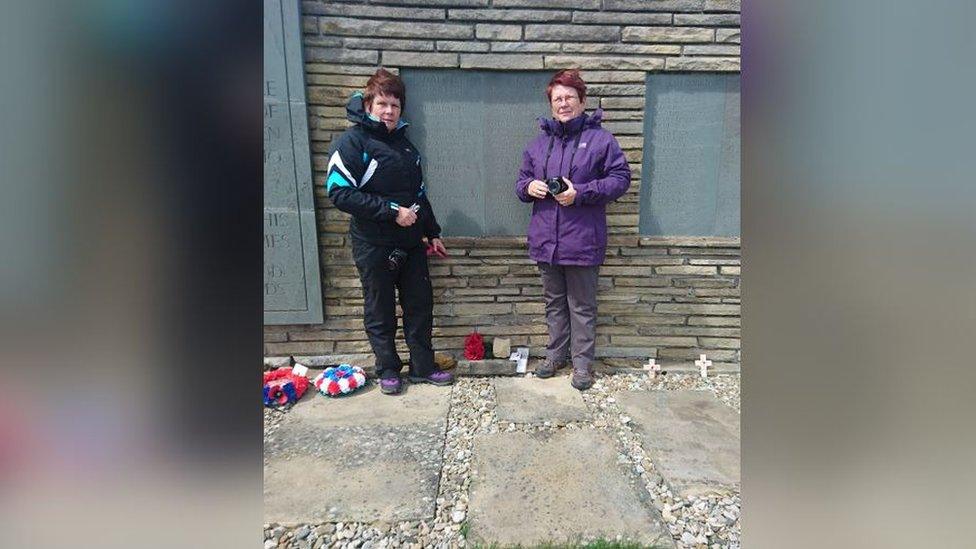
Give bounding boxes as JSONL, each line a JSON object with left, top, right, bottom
{"left": 264, "top": 384, "right": 452, "bottom": 523}
{"left": 468, "top": 430, "right": 672, "bottom": 547}
{"left": 456, "top": 359, "right": 517, "bottom": 376}
{"left": 492, "top": 376, "right": 589, "bottom": 424}
{"left": 616, "top": 390, "right": 740, "bottom": 496}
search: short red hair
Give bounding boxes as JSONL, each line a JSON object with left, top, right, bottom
{"left": 364, "top": 68, "right": 405, "bottom": 109}
{"left": 546, "top": 69, "right": 587, "bottom": 103}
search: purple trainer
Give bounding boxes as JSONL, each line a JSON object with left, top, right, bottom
{"left": 408, "top": 369, "right": 454, "bottom": 386}
{"left": 379, "top": 376, "right": 402, "bottom": 395}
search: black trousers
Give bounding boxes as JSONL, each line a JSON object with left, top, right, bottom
{"left": 351, "top": 239, "right": 435, "bottom": 379}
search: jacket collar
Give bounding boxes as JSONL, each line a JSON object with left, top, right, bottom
{"left": 539, "top": 108, "right": 604, "bottom": 137}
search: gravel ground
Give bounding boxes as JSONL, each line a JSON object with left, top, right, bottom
{"left": 264, "top": 369, "right": 740, "bottom": 549}
{"left": 584, "top": 372, "right": 741, "bottom": 549}
{"left": 264, "top": 407, "right": 289, "bottom": 432}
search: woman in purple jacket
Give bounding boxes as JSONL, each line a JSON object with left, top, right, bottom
{"left": 515, "top": 69, "right": 632, "bottom": 390}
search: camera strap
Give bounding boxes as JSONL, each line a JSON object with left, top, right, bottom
{"left": 542, "top": 131, "right": 583, "bottom": 180}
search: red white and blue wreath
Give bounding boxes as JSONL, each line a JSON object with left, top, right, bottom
{"left": 263, "top": 367, "right": 310, "bottom": 407}
{"left": 314, "top": 364, "right": 367, "bottom": 397}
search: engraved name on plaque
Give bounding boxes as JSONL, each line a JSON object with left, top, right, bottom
{"left": 264, "top": 0, "right": 323, "bottom": 324}
{"left": 640, "top": 73, "right": 740, "bottom": 237}
{"left": 401, "top": 70, "right": 552, "bottom": 237}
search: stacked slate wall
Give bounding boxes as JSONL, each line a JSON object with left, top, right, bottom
{"left": 265, "top": 0, "right": 741, "bottom": 369}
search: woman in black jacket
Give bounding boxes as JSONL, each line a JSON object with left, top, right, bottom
{"left": 325, "top": 68, "right": 453, "bottom": 395}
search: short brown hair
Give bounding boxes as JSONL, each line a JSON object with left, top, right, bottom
{"left": 364, "top": 68, "right": 405, "bottom": 110}
{"left": 546, "top": 69, "right": 587, "bottom": 103}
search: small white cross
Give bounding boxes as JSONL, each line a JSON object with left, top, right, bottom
{"left": 643, "top": 358, "right": 662, "bottom": 379}
{"left": 695, "top": 354, "right": 712, "bottom": 379}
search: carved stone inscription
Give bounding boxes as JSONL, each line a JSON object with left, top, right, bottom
{"left": 264, "top": 0, "right": 322, "bottom": 324}
{"left": 639, "top": 73, "right": 740, "bottom": 237}
{"left": 400, "top": 70, "right": 552, "bottom": 236}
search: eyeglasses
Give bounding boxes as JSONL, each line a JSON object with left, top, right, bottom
{"left": 551, "top": 95, "right": 579, "bottom": 105}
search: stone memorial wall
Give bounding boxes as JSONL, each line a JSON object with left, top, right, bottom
{"left": 265, "top": 0, "right": 742, "bottom": 368}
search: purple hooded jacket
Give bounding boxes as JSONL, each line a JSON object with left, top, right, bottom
{"left": 515, "top": 109, "right": 631, "bottom": 266}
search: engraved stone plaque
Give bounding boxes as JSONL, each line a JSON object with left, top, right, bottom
{"left": 640, "top": 73, "right": 740, "bottom": 237}
{"left": 400, "top": 70, "right": 552, "bottom": 236}
{"left": 264, "top": 0, "right": 323, "bottom": 324}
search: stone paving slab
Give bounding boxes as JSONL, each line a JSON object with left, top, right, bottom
{"left": 468, "top": 430, "right": 673, "bottom": 547}
{"left": 617, "top": 390, "right": 740, "bottom": 496}
{"left": 288, "top": 377, "right": 451, "bottom": 426}
{"left": 264, "top": 384, "right": 452, "bottom": 524}
{"left": 492, "top": 376, "right": 588, "bottom": 424}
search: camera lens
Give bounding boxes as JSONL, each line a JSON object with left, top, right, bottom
{"left": 546, "top": 177, "right": 567, "bottom": 195}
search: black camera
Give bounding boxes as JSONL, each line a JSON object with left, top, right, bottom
{"left": 546, "top": 176, "right": 568, "bottom": 195}
{"left": 387, "top": 248, "right": 408, "bottom": 271}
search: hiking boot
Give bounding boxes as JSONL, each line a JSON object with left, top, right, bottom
{"left": 571, "top": 365, "right": 594, "bottom": 391}
{"left": 379, "top": 376, "right": 402, "bottom": 395}
{"left": 535, "top": 358, "right": 568, "bottom": 379}
{"left": 408, "top": 369, "right": 455, "bottom": 386}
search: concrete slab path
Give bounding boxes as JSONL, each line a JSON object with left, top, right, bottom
{"left": 263, "top": 373, "right": 742, "bottom": 547}
{"left": 617, "top": 389, "right": 740, "bottom": 496}
{"left": 492, "top": 375, "right": 588, "bottom": 424}
{"left": 264, "top": 383, "right": 452, "bottom": 524}
{"left": 467, "top": 429, "right": 674, "bottom": 547}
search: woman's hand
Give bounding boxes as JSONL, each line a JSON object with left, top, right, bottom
{"left": 554, "top": 179, "right": 577, "bottom": 206}
{"left": 396, "top": 206, "right": 417, "bottom": 227}
{"left": 429, "top": 238, "right": 447, "bottom": 257}
{"left": 527, "top": 179, "right": 548, "bottom": 199}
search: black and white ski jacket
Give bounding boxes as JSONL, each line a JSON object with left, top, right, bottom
{"left": 325, "top": 93, "right": 441, "bottom": 248}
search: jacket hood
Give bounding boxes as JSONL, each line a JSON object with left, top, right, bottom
{"left": 539, "top": 108, "right": 605, "bottom": 137}
{"left": 345, "top": 92, "right": 409, "bottom": 136}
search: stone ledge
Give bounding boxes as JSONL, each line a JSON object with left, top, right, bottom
{"left": 264, "top": 356, "right": 293, "bottom": 368}
{"left": 442, "top": 236, "right": 527, "bottom": 247}
{"left": 641, "top": 236, "right": 741, "bottom": 247}
{"left": 292, "top": 353, "right": 375, "bottom": 371}
{"left": 434, "top": 235, "right": 742, "bottom": 249}
{"left": 269, "top": 355, "right": 739, "bottom": 376}
{"left": 456, "top": 359, "right": 518, "bottom": 376}
{"left": 438, "top": 236, "right": 741, "bottom": 248}
{"left": 599, "top": 360, "right": 740, "bottom": 375}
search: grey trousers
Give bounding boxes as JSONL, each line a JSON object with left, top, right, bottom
{"left": 538, "top": 263, "right": 600, "bottom": 371}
